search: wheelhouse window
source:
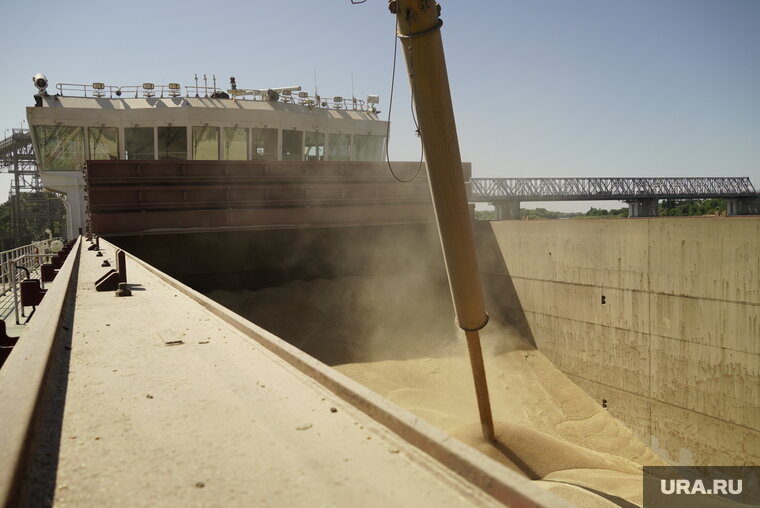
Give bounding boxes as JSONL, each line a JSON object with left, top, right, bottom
{"left": 304, "top": 131, "right": 325, "bottom": 161}
{"left": 192, "top": 126, "right": 219, "bottom": 160}
{"left": 88, "top": 127, "right": 119, "bottom": 160}
{"left": 125, "top": 127, "right": 155, "bottom": 160}
{"left": 252, "top": 128, "right": 277, "bottom": 160}
{"left": 353, "top": 134, "right": 385, "bottom": 161}
{"left": 282, "top": 129, "right": 303, "bottom": 161}
{"left": 328, "top": 133, "right": 350, "bottom": 161}
{"left": 34, "top": 125, "right": 85, "bottom": 170}
{"left": 223, "top": 127, "right": 248, "bottom": 160}
{"left": 158, "top": 127, "right": 187, "bottom": 160}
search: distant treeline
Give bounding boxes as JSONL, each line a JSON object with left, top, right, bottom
{"left": 475, "top": 198, "right": 727, "bottom": 220}
{"left": 0, "top": 194, "right": 66, "bottom": 250}
{"left": 659, "top": 198, "right": 726, "bottom": 216}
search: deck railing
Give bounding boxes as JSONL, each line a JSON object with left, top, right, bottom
{"left": 1, "top": 238, "right": 63, "bottom": 324}
{"left": 52, "top": 83, "right": 375, "bottom": 112}
{"left": 0, "top": 237, "right": 80, "bottom": 507}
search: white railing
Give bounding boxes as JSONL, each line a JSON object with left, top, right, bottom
{"left": 52, "top": 83, "right": 375, "bottom": 112}
{"left": 227, "top": 88, "right": 370, "bottom": 112}
{"left": 1, "top": 238, "right": 63, "bottom": 325}
{"left": 56, "top": 83, "right": 182, "bottom": 99}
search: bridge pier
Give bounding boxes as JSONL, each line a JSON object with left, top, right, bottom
{"left": 727, "top": 196, "right": 760, "bottom": 216}
{"left": 625, "top": 198, "right": 659, "bottom": 218}
{"left": 492, "top": 200, "right": 521, "bottom": 220}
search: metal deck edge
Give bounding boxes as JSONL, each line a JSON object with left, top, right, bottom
{"left": 118, "top": 239, "right": 570, "bottom": 508}
{"left": 0, "top": 237, "right": 81, "bottom": 508}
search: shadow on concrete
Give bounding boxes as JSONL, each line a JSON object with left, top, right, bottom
{"left": 474, "top": 221, "right": 537, "bottom": 349}
{"left": 14, "top": 269, "right": 78, "bottom": 506}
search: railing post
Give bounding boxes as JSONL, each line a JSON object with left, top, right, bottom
{"left": 1, "top": 252, "right": 6, "bottom": 294}
{"left": 7, "top": 257, "right": 19, "bottom": 325}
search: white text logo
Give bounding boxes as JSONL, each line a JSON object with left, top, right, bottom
{"left": 660, "top": 479, "right": 742, "bottom": 496}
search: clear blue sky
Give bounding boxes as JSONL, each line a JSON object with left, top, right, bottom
{"left": 1, "top": 0, "right": 758, "bottom": 212}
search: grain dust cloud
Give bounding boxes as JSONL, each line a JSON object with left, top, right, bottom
{"left": 206, "top": 225, "right": 667, "bottom": 507}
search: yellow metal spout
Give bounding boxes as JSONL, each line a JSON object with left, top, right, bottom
{"left": 391, "top": 0, "right": 495, "bottom": 442}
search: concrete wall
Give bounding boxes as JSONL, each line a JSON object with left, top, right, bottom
{"left": 477, "top": 217, "right": 759, "bottom": 466}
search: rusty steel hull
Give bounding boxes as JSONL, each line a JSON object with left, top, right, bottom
{"left": 85, "top": 160, "right": 448, "bottom": 236}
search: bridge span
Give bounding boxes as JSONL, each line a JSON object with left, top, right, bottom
{"left": 468, "top": 177, "right": 759, "bottom": 218}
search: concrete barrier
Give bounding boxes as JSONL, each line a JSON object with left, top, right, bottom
{"left": 479, "top": 216, "right": 759, "bottom": 465}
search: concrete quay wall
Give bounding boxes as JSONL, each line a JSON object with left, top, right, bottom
{"left": 478, "top": 217, "right": 759, "bottom": 465}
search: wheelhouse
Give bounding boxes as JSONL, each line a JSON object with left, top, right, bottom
{"left": 26, "top": 78, "right": 387, "bottom": 237}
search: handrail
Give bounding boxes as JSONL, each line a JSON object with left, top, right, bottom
{"left": 229, "top": 89, "right": 369, "bottom": 111}
{"left": 0, "top": 237, "right": 80, "bottom": 508}
{"left": 183, "top": 85, "right": 226, "bottom": 98}
{"left": 0, "top": 238, "right": 63, "bottom": 258}
{"left": 52, "top": 83, "right": 375, "bottom": 112}
{"left": 56, "top": 83, "right": 182, "bottom": 100}
{"left": 1, "top": 239, "right": 63, "bottom": 323}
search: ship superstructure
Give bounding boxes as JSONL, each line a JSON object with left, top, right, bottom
{"left": 26, "top": 76, "right": 386, "bottom": 238}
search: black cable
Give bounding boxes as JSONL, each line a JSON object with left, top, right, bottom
{"left": 407, "top": 36, "right": 424, "bottom": 146}
{"left": 385, "top": 21, "right": 423, "bottom": 183}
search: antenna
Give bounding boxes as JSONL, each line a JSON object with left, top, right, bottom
{"left": 351, "top": 72, "right": 355, "bottom": 100}
{"left": 313, "top": 68, "right": 318, "bottom": 97}
{"left": 194, "top": 74, "right": 199, "bottom": 98}
{"left": 203, "top": 74, "right": 208, "bottom": 97}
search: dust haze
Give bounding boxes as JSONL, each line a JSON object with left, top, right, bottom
{"left": 205, "top": 224, "right": 665, "bottom": 507}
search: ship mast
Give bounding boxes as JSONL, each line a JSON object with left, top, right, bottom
{"left": 390, "top": 0, "right": 495, "bottom": 441}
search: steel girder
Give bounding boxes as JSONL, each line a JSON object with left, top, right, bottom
{"left": 468, "top": 177, "right": 757, "bottom": 202}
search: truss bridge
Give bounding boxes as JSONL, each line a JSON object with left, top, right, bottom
{"left": 468, "top": 177, "right": 759, "bottom": 218}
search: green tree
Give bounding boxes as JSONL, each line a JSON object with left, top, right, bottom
{"left": 659, "top": 198, "right": 726, "bottom": 216}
